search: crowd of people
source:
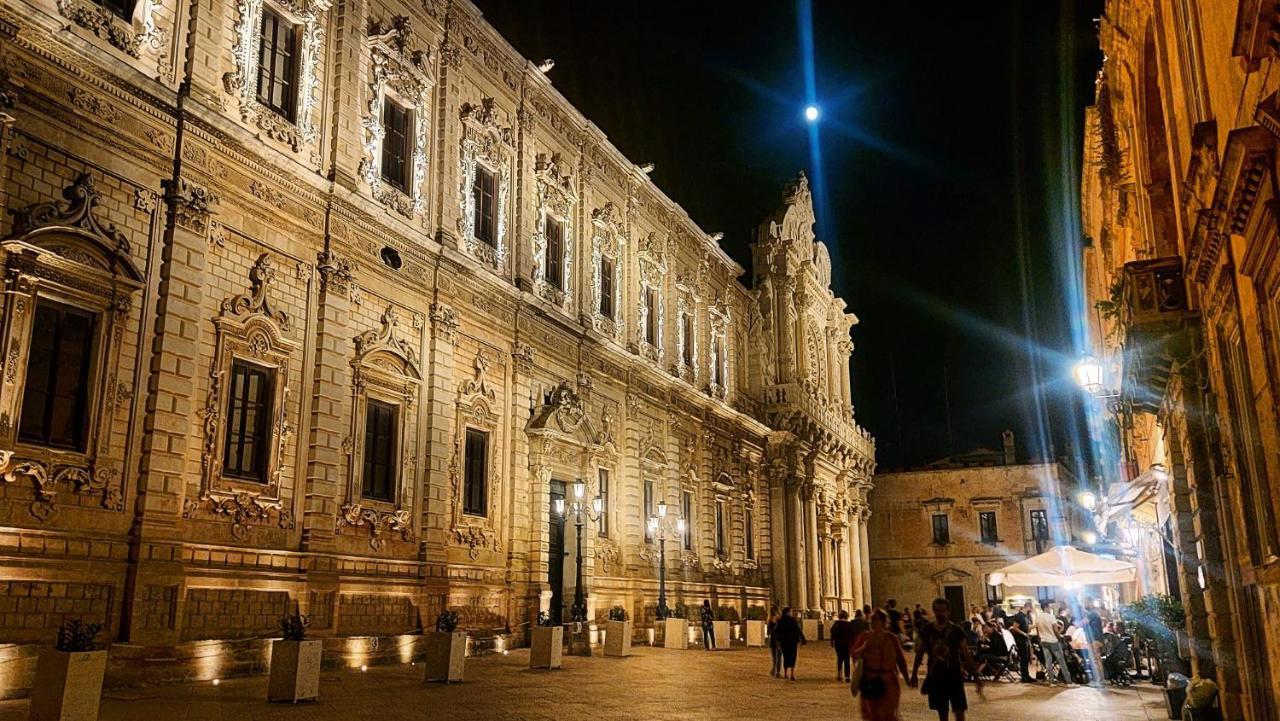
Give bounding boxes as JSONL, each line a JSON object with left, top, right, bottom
{"left": 755, "top": 595, "right": 1136, "bottom": 721}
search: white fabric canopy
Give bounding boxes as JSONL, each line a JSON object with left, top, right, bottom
{"left": 987, "top": 545, "right": 1136, "bottom": 587}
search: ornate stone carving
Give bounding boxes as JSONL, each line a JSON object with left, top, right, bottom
{"left": 458, "top": 351, "right": 497, "bottom": 401}
{"left": 248, "top": 180, "right": 286, "bottom": 209}
{"left": 337, "top": 502, "right": 413, "bottom": 550}
{"left": 430, "top": 302, "right": 458, "bottom": 344}
{"left": 316, "top": 249, "right": 353, "bottom": 294}
{"left": 9, "top": 173, "right": 131, "bottom": 257}
{"left": 163, "top": 177, "right": 219, "bottom": 234}
{"left": 452, "top": 524, "right": 500, "bottom": 560}
{"left": 221, "top": 253, "right": 290, "bottom": 330}
{"left": 183, "top": 491, "right": 293, "bottom": 540}
{"left": 531, "top": 152, "right": 576, "bottom": 310}
{"left": 511, "top": 341, "right": 534, "bottom": 373}
{"left": 457, "top": 97, "right": 512, "bottom": 267}
{"left": 355, "top": 305, "right": 419, "bottom": 372}
{"left": 361, "top": 15, "right": 434, "bottom": 218}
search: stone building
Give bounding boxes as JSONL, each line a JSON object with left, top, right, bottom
{"left": 868, "top": 433, "right": 1085, "bottom": 613}
{"left": 0, "top": 0, "right": 874, "bottom": 693}
{"left": 1078, "top": 1, "right": 1280, "bottom": 717}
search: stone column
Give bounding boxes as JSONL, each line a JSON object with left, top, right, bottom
{"left": 806, "top": 489, "right": 822, "bottom": 613}
{"left": 509, "top": 340, "right": 538, "bottom": 629}
{"left": 838, "top": 533, "right": 853, "bottom": 610}
{"left": 769, "top": 475, "right": 791, "bottom": 606}
{"left": 847, "top": 513, "right": 863, "bottom": 609}
{"left": 859, "top": 509, "right": 872, "bottom": 606}
{"left": 789, "top": 481, "right": 808, "bottom": 610}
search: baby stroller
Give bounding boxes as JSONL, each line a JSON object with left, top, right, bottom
{"left": 1102, "top": 634, "right": 1134, "bottom": 686}
{"left": 1063, "top": 645, "right": 1090, "bottom": 685}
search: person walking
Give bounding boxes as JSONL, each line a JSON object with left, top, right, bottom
{"left": 852, "top": 609, "right": 913, "bottom": 721}
{"left": 700, "top": 599, "right": 716, "bottom": 651}
{"left": 1034, "top": 600, "right": 1071, "bottom": 686}
{"left": 851, "top": 608, "right": 870, "bottom": 638}
{"left": 1008, "top": 600, "right": 1034, "bottom": 682}
{"left": 774, "top": 606, "right": 805, "bottom": 680}
{"left": 767, "top": 605, "right": 783, "bottom": 677}
{"left": 830, "top": 610, "right": 856, "bottom": 681}
{"left": 911, "top": 597, "right": 981, "bottom": 721}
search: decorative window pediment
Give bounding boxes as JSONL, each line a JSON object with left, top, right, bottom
{"left": 448, "top": 350, "right": 503, "bottom": 557}
{"left": 0, "top": 174, "right": 144, "bottom": 520}
{"left": 458, "top": 97, "right": 513, "bottom": 270}
{"left": 636, "top": 231, "right": 667, "bottom": 364}
{"left": 361, "top": 16, "right": 435, "bottom": 219}
{"left": 532, "top": 152, "right": 576, "bottom": 311}
{"left": 590, "top": 202, "right": 625, "bottom": 340}
{"left": 223, "top": 0, "right": 328, "bottom": 153}
{"left": 56, "top": 0, "right": 166, "bottom": 64}
{"left": 707, "top": 302, "right": 730, "bottom": 400}
{"left": 188, "top": 253, "right": 297, "bottom": 540}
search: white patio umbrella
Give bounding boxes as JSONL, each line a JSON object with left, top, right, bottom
{"left": 987, "top": 545, "right": 1137, "bottom": 587}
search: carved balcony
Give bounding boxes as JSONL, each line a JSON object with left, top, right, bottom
{"left": 1118, "top": 257, "right": 1198, "bottom": 413}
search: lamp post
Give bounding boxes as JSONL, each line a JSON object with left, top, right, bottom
{"left": 554, "top": 478, "right": 602, "bottom": 623}
{"left": 647, "top": 501, "right": 685, "bottom": 620}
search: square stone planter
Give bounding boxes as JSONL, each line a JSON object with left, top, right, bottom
{"left": 604, "top": 620, "right": 632, "bottom": 657}
{"left": 424, "top": 631, "right": 466, "bottom": 683}
{"left": 710, "top": 621, "right": 730, "bottom": 650}
{"left": 802, "top": 618, "right": 822, "bottom": 642}
{"left": 662, "top": 618, "right": 688, "bottom": 650}
{"left": 529, "top": 626, "right": 563, "bottom": 669}
{"left": 267, "top": 639, "right": 322, "bottom": 703}
{"left": 745, "top": 620, "right": 767, "bottom": 647}
{"left": 28, "top": 647, "right": 107, "bottom": 721}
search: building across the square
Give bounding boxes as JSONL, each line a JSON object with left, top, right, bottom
{"left": 0, "top": 0, "right": 873, "bottom": 692}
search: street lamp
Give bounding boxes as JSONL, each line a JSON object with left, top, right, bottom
{"left": 648, "top": 501, "right": 685, "bottom": 620}
{"left": 555, "top": 477, "right": 602, "bottom": 623}
{"left": 1077, "top": 491, "right": 1097, "bottom": 510}
{"left": 1073, "top": 353, "right": 1105, "bottom": 395}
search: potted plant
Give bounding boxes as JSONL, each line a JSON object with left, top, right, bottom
{"left": 662, "top": 603, "right": 689, "bottom": 650}
{"left": 713, "top": 606, "right": 736, "bottom": 649}
{"left": 267, "top": 611, "right": 321, "bottom": 703}
{"left": 1123, "top": 594, "right": 1188, "bottom": 682}
{"left": 604, "top": 605, "right": 632, "bottom": 657}
{"left": 744, "top": 606, "right": 767, "bottom": 647}
{"left": 529, "top": 612, "right": 563, "bottom": 670}
{"left": 424, "top": 611, "right": 466, "bottom": 683}
{"left": 29, "top": 619, "right": 106, "bottom": 721}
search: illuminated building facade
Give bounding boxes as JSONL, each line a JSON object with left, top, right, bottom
{"left": 0, "top": 0, "right": 873, "bottom": 691}
{"left": 1079, "top": 2, "right": 1280, "bottom": 717}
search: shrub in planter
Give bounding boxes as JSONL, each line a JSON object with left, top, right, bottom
{"left": 268, "top": 611, "right": 321, "bottom": 703}
{"left": 604, "top": 606, "right": 632, "bottom": 657}
{"left": 529, "top": 613, "right": 562, "bottom": 669}
{"left": 425, "top": 611, "right": 466, "bottom": 683}
{"left": 29, "top": 619, "right": 107, "bottom": 721}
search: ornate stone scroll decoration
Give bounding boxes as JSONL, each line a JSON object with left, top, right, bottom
{"left": 510, "top": 341, "right": 534, "bottom": 373}
{"left": 589, "top": 202, "right": 625, "bottom": 340}
{"left": 337, "top": 304, "right": 421, "bottom": 549}
{"left": 316, "top": 249, "right": 354, "bottom": 295}
{"left": 449, "top": 348, "right": 502, "bottom": 554}
{"left": 531, "top": 152, "right": 576, "bottom": 310}
{"left": 361, "top": 15, "right": 435, "bottom": 218}
{"left": 457, "top": 97, "right": 513, "bottom": 268}
{"left": 223, "top": 0, "right": 328, "bottom": 151}
{"left": 193, "top": 252, "right": 297, "bottom": 539}
{"left": 163, "top": 177, "right": 220, "bottom": 235}
{"left": 430, "top": 302, "right": 458, "bottom": 344}
{"left": 707, "top": 302, "right": 731, "bottom": 400}
{"left": 595, "top": 541, "right": 620, "bottom": 575}
{"left": 0, "top": 174, "right": 145, "bottom": 519}
{"left": 56, "top": 0, "right": 166, "bottom": 60}
{"left": 458, "top": 351, "right": 497, "bottom": 402}
{"left": 636, "top": 231, "right": 667, "bottom": 364}
{"left": 674, "top": 284, "right": 699, "bottom": 385}
{"left": 452, "top": 523, "right": 499, "bottom": 561}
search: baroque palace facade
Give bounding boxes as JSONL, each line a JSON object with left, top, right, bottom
{"left": 0, "top": 0, "right": 874, "bottom": 691}
{"left": 1080, "top": 1, "right": 1280, "bottom": 718}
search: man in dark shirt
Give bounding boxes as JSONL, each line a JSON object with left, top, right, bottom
{"left": 912, "top": 598, "right": 981, "bottom": 721}
{"left": 1085, "top": 602, "right": 1105, "bottom": 685}
{"left": 886, "top": 599, "right": 902, "bottom": 635}
{"left": 1008, "top": 601, "right": 1034, "bottom": 682}
{"left": 829, "top": 610, "right": 856, "bottom": 681}
{"left": 851, "top": 608, "right": 870, "bottom": 637}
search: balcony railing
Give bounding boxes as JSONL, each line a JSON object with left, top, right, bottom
{"left": 1119, "top": 257, "right": 1197, "bottom": 413}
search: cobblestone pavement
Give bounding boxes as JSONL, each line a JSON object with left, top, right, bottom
{"left": 0, "top": 644, "right": 1167, "bottom": 720}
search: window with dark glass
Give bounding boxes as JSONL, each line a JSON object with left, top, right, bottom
{"left": 931, "top": 514, "right": 950, "bottom": 545}
{"left": 681, "top": 313, "right": 693, "bottom": 367}
{"left": 464, "top": 428, "right": 489, "bottom": 516}
{"left": 682, "top": 490, "right": 693, "bottom": 550}
{"left": 745, "top": 506, "right": 755, "bottom": 559}
{"left": 644, "top": 287, "right": 658, "bottom": 345}
{"left": 380, "top": 97, "right": 413, "bottom": 192}
{"left": 99, "top": 0, "right": 136, "bottom": 21}
{"left": 979, "top": 511, "right": 998, "bottom": 544}
{"left": 985, "top": 577, "right": 1003, "bottom": 603}
{"left": 597, "top": 468, "right": 610, "bottom": 538}
{"left": 599, "top": 256, "right": 614, "bottom": 319}
{"left": 711, "top": 335, "right": 725, "bottom": 386}
{"left": 256, "top": 7, "right": 298, "bottom": 121}
{"left": 361, "top": 399, "right": 397, "bottom": 501}
{"left": 545, "top": 215, "right": 564, "bottom": 290}
{"left": 1030, "top": 509, "right": 1049, "bottom": 540}
{"left": 222, "top": 360, "right": 274, "bottom": 481}
{"left": 715, "top": 499, "right": 726, "bottom": 555}
{"left": 643, "top": 479, "right": 655, "bottom": 542}
{"left": 19, "top": 300, "right": 96, "bottom": 452}
{"left": 472, "top": 165, "right": 497, "bottom": 246}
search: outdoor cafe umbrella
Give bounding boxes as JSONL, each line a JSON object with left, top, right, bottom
{"left": 987, "top": 545, "right": 1137, "bottom": 587}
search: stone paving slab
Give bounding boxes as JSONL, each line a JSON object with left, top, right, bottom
{"left": 0, "top": 644, "right": 1167, "bottom": 720}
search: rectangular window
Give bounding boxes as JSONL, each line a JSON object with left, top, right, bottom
{"left": 643, "top": 479, "right": 655, "bottom": 542}
{"left": 472, "top": 165, "right": 497, "bottom": 246}
{"left": 380, "top": 97, "right": 413, "bottom": 192}
{"left": 19, "top": 300, "right": 96, "bottom": 452}
{"left": 361, "top": 399, "right": 398, "bottom": 501}
{"left": 681, "top": 313, "right": 693, "bottom": 367}
{"left": 545, "top": 215, "right": 564, "bottom": 290}
{"left": 597, "top": 468, "right": 610, "bottom": 538}
{"left": 464, "top": 428, "right": 489, "bottom": 516}
{"left": 745, "top": 506, "right": 755, "bottom": 559}
{"left": 1218, "top": 331, "right": 1279, "bottom": 561}
{"left": 931, "top": 514, "right": 950, "bottom": 545}
{"left": 711, "top": 335, "right": 725, "bottom": 386}
{"left": 715, "top": 499, "right": 726, "bottom": 555}
{"left": 99, "top": 0, "right": 135, "bottom": 20}
{"left": 1036, "top": 586, "right": 1054, "bottom": 603}
{"left": 1029, "top": 509, "right": 1049, "bottom": 540}
{"left": 644, "top": 287, "right": 658, "bottom": 345}
{"left": 979, "top": 511, "right": 998, "bottom": 544}
{"left": 221, "top": 360, "right": 274, "bottom": 481}
{"left": 985, "top": 577, "right": 1003, "bottom": 603}
{"left": 682, "top": 490, "right": 693, "bottom": 550}
{"left": 599, "top": 256, "right": 614, "bottom": 319}
{"left": 256, "top": 7, "right": 298, "bottom": 121}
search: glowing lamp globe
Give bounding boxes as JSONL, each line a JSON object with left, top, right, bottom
{"left": 1073, "top": 354, "right": 1104, "bottom": 395}
{"left": 804, "top": 105, "right": 820, "bottom": 122}
{"left": 1077, "top": 491, "right": 1097, "bottom": 509}
{"left": 1082, "top": 530, "right": 1098, "bottom": 545}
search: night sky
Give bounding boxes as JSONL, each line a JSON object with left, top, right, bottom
{"left": 472, "top": 1, "right": 1104, "bottom": 469}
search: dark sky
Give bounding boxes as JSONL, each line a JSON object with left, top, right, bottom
{"left": 472, "top": 0, "right": 1104, "bottom": 468}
